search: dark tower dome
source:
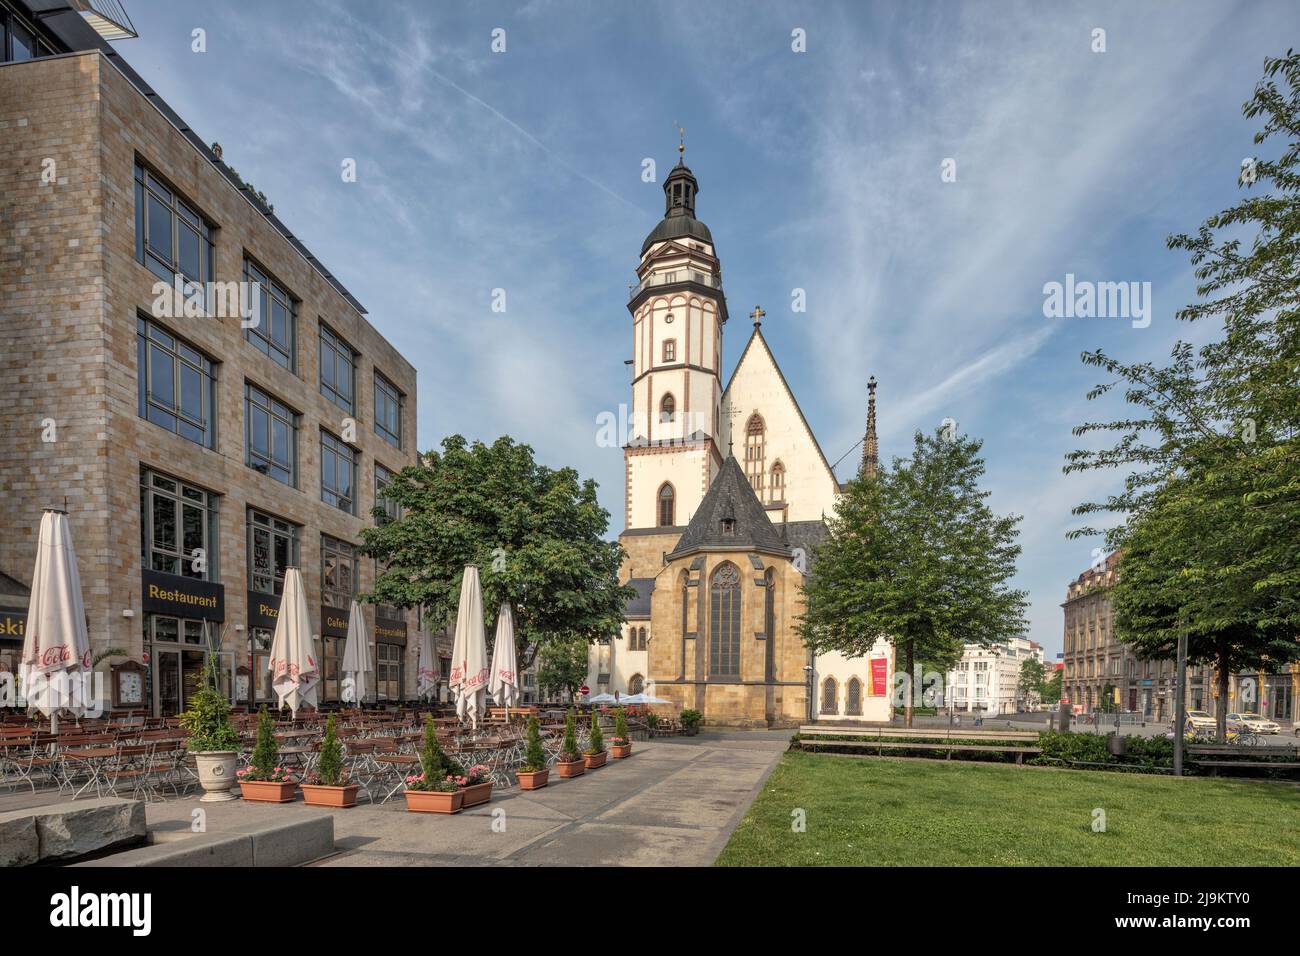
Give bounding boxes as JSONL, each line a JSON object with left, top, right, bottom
{"left": 641, "top": 159, "right": 714, "bottom": 255}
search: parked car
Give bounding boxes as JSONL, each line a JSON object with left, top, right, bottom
{"left": 1178, "top": 710, "right": 1217, "bottom": 733}
{"left": 1226, "top": 712, "right": 1281, "bottom": 734}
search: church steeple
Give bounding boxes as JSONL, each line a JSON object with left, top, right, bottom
{"left": 859, "top": 376, "right": 878, "bottom": 478}
{"left": 662, "top": 158, "right": 698, "bottom": 219}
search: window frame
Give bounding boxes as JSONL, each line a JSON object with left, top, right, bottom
{"left": 657, "top": 482, "right": 675, "bottom": 527}
{"left": 320, "top": 429, "right": 359, "bottom": 515}
{"left": 136, "top": 315, "right": 217, "bottom": 450}
{"left": 244, "top": 383, "right": 299, "bottom": 488}
{"left": 375, "top": 462, "right": 399, "bottom": 524}
{"left": 242, "top": 257, "right": 297, "bottom": 371}
{"left": 374, "top": 371, "right": 403, "bottom": 448}
{"left": 708, "top": 561, "right": 742, "bottom": 679}
{"left": 319, "top": 322, "right": 357, "bottom": 414}
{"left": 247, "top": 508, "right": 300, "bottom": 596}
{"left": 134, "top": 161, "right": 215, "bottom": 296}
{"left": 139, "top": 469, "right": 219, "bottom": 581}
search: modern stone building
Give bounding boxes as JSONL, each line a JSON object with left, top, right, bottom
{"left": 0, "top": 1, "right": 426, "bottom": 715}
{"left": 944, "top": 635, "right": 1045, "bottom": 716}
{"left": 587, "top": 152, "right": 893, "bottom": 726}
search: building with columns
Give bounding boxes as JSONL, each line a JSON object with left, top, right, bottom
{"left": 587, "top": 150, "right": 893, "bottom": 727}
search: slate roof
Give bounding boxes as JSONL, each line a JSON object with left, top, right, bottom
{"left": 623, "top": 577, "right": 656, "bottom": 620}
{"left": 780, "top": 519, "right": 829, "bottom": 566}
{"left": 669, "top": 455, "right": 791, "bottom": 559}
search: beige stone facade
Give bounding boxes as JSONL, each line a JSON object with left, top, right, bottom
{"left": 0, "top": 50, "right": 421, "bottom": 713}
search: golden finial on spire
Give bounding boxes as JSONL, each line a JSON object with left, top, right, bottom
{"left": 676, "top": 123, "right": 685, "bottom": 160}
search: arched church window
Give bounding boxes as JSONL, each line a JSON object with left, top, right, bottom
{"left": 658, "top": 483, "right": 675, "bottom": 527}
{"left": 708, "top": 562, "right": 741, "bottom": 678}
{"left": 628, "top": 674, "right": 645, "bottom": 695}
{"left": 770, "top": 461, "right": 785, "bottom": 503}
{"left": 821, "top": 677, "right": 838, "bottom": 715}
{"left": 744, "top": 414, "right": 765, "bottom": 496}
{"left": 660, "top": 393, "right": 676, "bottom": 423}
{"left": 764, "top": 567, "right": 776, "bottom": 682}
{"left": 846, "top": 677, "right": 863, "bottom": 716}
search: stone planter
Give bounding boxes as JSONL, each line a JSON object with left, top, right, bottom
{"left": 555, "top": 758, "right": 585, "bottom": 778}
{"left": 611, "top": 741, "right": 632, "bottom": 759}
{"left": 194, "top": 751, "right": 239, "bottom": 803}
{"left": 404, "top": 789, "right": 463, "bottom": 814}
{"left": 583, "top": 751, "right": 608, "bottom": 769}
{"left": 301, "top": 783, "right": 360, "bottom": 808}
{"left": 239, "top": 779, "right": 299, "bottom": 803}
{"left": 460, "top": 781, "right": 493, "bottom": 807}
{"left": 683, "top": 725, "right": 699, "bottom": 736}
{"left": 516, "top": 768, "right": 549, "bottom": 790}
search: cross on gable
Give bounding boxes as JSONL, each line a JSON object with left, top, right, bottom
{"left": 749, "top": 305, "right": 765, "bottom": 327}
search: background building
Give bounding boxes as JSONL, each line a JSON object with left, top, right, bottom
{"left": 0, "top": 1, "right": 423, "bottom": 715}
{"left": 945, "top": 636, "right": 1045, "bottom": 715}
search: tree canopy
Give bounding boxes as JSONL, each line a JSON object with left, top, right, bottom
{"left": 360, "top": 435, "right": 634, "bottom": 670}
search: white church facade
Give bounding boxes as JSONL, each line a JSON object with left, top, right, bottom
{"left": 587, "top": 149, "right": 893, "bottom": 726}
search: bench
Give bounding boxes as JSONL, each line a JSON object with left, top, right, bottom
{"left": 1185, "top": 744, "right": 1300, "bottom": 775}
{"left": 798, "top": 737, "right": 1042, "bottom": 765}
{"left": 799, "top": 725, "right": 1039, "bottom": 742}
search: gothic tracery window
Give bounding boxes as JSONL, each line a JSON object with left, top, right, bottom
{"left": 658, "top": 483, "right": 675, "bottom": 527}
{"left": 628, "top": 674, "right": 645, "bottom": 695}
{"left": 709, "top": 561, "right": 741, "bottom": 678}
{"left": 846, "top": 677, "right": 863, "bottom": 716}
{"left": 769, "top": 460, "right": 785, "bottom": 503}
{"left": 821, "top": 677, "right": 838, "bottom": 715}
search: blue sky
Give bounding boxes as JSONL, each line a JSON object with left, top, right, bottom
{"left": 115, "top": 0, "right": 1299, "bottom": 655}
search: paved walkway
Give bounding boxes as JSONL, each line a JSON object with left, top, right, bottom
{"left": 127, "top": 731, "right": 789, "bottom": 867}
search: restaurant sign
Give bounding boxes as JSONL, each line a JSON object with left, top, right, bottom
{"left": 321, "top": 604, "right": 349, "bottom": 639}
{"left": 142, "top": 569, "right": 224, "bottom": 622}
{"left": 247, "top": 591, "right": 282, "bottom": 631}
{"left": 0, "top": 607, "right": 26, "bottom": 642}
{"left": 375, "top": 614, "right": 407, "bottom": 644}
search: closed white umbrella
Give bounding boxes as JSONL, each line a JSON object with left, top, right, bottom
{"left": 448, "top": 565, "right": 488, "bottom": 728}
{"left": 268, "top": 568, "right": 318, "bottom": 716}
{"left": 488, "top": 602, "right": 519, "bottom": 708}
{"left": 416, "top": 627, "right": 439, "bottom": 701}
{"left": 340, "top": 599, "right": 371, "bottom": 707}
{"left": 21, "top": 510, "right": 93, "bottom": 723}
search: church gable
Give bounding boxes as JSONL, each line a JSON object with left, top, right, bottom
{"left": 721, "top": 327, "right": 841, "bottom": 522}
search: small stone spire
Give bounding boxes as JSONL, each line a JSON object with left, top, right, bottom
{"left": 859, "top": 376, "right": 878, "bottom": 478}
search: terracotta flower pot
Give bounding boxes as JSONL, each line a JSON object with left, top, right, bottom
{"left": 555, "top": 758, "right": 585, "bottom": 778}
{"left": 611, "top": 742, "right": 632, "bottom": 759}
{"left": 194, "top": 751, "right": 239, "bottom": 803}
{"left": 516, "top": 768, "right": 549, "bottom": 790}
{"left": 239, "top": 779, "right": 298, "bottom": 803}
{"left": 404, "top": 788, "right": 463, "bottom": 814}
{"left": 460, "top": 781, "right": 493, "bottom": 807}
{"left": 583, "top": 751, "right": 608, "bottom": 769}
{"left": 301, "top": 783, "right": 360, "bottom": 808}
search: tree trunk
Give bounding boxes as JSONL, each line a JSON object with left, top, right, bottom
{"left": 904, "top": 640, "right": 915, "bottom": 728}
{"left": 1215, "top": 646, "right": 1231, "bottom": 740}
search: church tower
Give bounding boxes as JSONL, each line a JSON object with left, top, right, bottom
{"left": 624, "top": 145, "right": 728, "bottom": 532}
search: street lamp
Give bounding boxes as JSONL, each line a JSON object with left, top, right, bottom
{"left": 803, "top": 664, "right": 814, "bottom": 723}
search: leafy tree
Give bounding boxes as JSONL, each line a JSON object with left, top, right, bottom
{"left": 1065, "top": 51, "right": 1300, "bottom": 736}
{"left": 1042, "top": 667, "right": 1063, "bottom": 706}
{"left": 360, "top": 436, "right": 635, "bottom": 670}
{"left": 1018, "top": 658, "right": 1046, "bottom": 709}
{"left": 536, "top": 633, "right": 592, "bottom": 699}
{"left": 799, "top": 429, "right": 1028, "bottom": 726}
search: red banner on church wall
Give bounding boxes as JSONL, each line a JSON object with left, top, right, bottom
{"left": 869, "top": 657, "right": 888, "bottom": 697}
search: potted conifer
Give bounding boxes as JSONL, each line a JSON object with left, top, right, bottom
{"left": 554, "top": 708, "right": 585, "bottom": 778}
{"left": 583, "top": 708, "right": 608, "bottom": 769}
{"left": 404, "top": 715, "right": 463, "bottom": 813}
{"left": 238, "top": 706, "right": 298, "bottom": 802}
{"left": 610, "top": 706, "right": 632, "bottom": 759}
{"left": 177, "top": 664, "right": 241, "bottom": 802}
{"left": 301, "top": 714, "right": 360, "bottom": 808}
{"left": 516, "top": 716, "right": 550, "bottom": 790}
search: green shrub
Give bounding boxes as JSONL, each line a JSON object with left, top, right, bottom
{"left": 177, "top": 683, "right": 240, "bottom": 753}
{"left": 586, "top": 708, "right": 605, "bottom": 754}
{"left": 316, "top": 714, "right": 343, "bottom": 786}
{"left": 613, "top": 707, "right": 629, "bottom": 745}
{"left": 679, "top": 708, "right": 702, "bottom": 730}
{"left": 1034, "top": 731, "right": 1175, "bottom": 772}
{"left": 521, "top": 716, "right": 547, "bottom": 772}
{"left": 560, "top": 708, "right": 581, "bottom": 761}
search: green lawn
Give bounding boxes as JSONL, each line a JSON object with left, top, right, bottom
{"left": 716, "top": 751, "right": 1300, "bottom": 866}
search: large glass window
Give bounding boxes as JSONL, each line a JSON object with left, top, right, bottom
{"left": 374, "top": 372, "right": 403, "bottom": 448}
{"left": 136, "top": 317, "right": 216, "bottom": 449}
{"left": 247, "top": 509, "right": 299, "bottom": 595}
{"left": 321, "top": 536, "right": 357, "bottom": 609}
{"left": 321, "top": 430, "right": 358, "bottom": 515}
{"left": 245, "top": 383, "right": 298, "bottom": 487}
{"left": 243, "top": 258, "right": 296, "bottom": 370}
{"left": 319, "top": 323, "right": 356, "bottom": 413}
{"left": 139, "top": 470, "right": 219, "bottom": 580}
{"left": 376, "top": 643, "right": 401, "bottom": 700}
{"left": 134, "top": 163, "right": 214, "bottom": 294}
{"left": 375, "top": 463, "right": 399, "bottom": 524}
{"left": 708, "top": 561, "right": 741, "bottom": 678}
